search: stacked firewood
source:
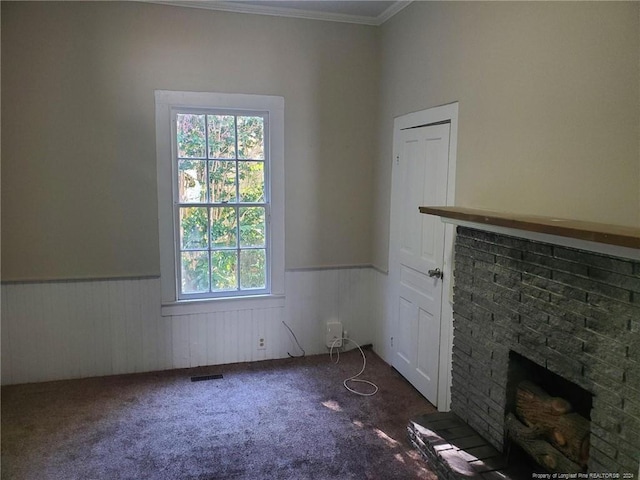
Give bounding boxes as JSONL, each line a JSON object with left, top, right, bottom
{"left": 505, "top": 380, "right": 590, "bottom": 472}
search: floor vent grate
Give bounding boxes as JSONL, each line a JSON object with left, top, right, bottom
{"left": 190, "top": 374, "right": 223, "bottom": 382}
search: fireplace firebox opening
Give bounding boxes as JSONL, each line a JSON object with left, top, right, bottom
{"left": 506, "top": 351, "right": 593, "bottom": 473}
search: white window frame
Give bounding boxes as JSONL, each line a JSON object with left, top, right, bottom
{"left": 156, "top": 91, "right": 285, "bottom": 316}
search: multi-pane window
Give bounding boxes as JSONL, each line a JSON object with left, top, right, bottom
{"left": 174, "top": 111, "right": 269, "bottom": 298}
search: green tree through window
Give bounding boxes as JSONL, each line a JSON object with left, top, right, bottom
{"left": 176, "top": 112, "right": 268, "bottom": 297}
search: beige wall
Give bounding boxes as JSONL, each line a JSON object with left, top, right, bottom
{"left": 373, "top": 1, "right": 640, "bottom": 269}
{"left": 1, "top": 2, "right": 378, "bottom": 280}
{"left": 4, "top": 1, "right": 639, "bottom": 280}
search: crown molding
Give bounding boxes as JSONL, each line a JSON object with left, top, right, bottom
{"left": 377, "top": 1, "right": 411, "bottom": 24}
{"left": 145, "top": 1, "right": 412, "bottom": 26}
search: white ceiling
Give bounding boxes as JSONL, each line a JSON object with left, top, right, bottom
{"left": 152, "top": 1, "right": 412, "bottom": 25}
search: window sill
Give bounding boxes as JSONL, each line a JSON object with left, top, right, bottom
{"left": 161, "top": 294, "right": 285, "bottom": 317}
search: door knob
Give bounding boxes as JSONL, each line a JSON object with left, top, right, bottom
{"left": 428, "top": 268, "right": 443, "bottom": 280}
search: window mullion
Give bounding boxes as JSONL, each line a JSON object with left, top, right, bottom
{"left": 235, "top": 205, "right": 241, "bottom": 291}
{"left": 175, "top": 203, "right": 183, "bottom": 296}
{"left": 204, "top": 115, "right": 213, "bottom": 294}
{"left": 234, "top": 116, "right": 240, "bottom": 203}
{"left": 207, "top": 206, "right": 213, "bottom": 294}
{"left": 205, "top": 114, "right": 211, "bottom": 203}
{"left": 234, "top": 116, "right": 241, "bottom": 291}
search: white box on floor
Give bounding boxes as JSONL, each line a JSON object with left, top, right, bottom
{"left": 326, "top": 321, "right": 343, "bottom": 348}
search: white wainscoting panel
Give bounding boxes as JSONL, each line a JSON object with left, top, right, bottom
{"left": 1, "top": 278, "right": 169, "bottom": 385}
{"left": 1, "top": 267, "right": 378, "bottom": 385}
{"left": 370, "top": 268, "right": 392, "bottom": 365}
{"left": 289, "top": 267, "right": 377, "bottom": 355}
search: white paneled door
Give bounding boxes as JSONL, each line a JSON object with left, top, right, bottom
{"left": 389, "top": 122, "right": 450, "bottom": 407}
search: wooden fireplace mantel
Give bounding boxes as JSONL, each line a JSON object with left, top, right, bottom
{"left": 419, "top": 206, "right": 640, "bottom": 261}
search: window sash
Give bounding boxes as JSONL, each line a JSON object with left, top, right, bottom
{"left": 171, "top": 108, "right": 271, "bottom": 300}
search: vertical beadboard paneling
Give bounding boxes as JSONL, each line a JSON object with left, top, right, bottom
{"left": 171, "top": 313, "right": 190, "bottom": 369}
{"left": 238, "top": 309, "right": 249, "bottom": 363}
{"left": 210, "top": 311, "right": 223, "bottom": 366}
{"left": 370, "top": 268, "right": 392, "bottom": 365}
{"left": 338, "top": 268, "right": 364, "bottom": 346}
{"left": 253, "top": 308, "right": 266, "bottom": 362}
{"left": 46, "top": 282, "right": 68, "bottom": 382}
{"left": 88, "top": 281, "right": 107, "bottom": 377}
{"left": 13, "top": 284, "right": 31, "bottom": 383}
{"left": 107, "top": 280, "right": 126, "bottom": 374}
{"left": 237, "top": 309, "right": 248, "bottom": 362}
{"left": 140, "top": 278, "right": 160, "bottom": 373}
{"left": 127, "top": 279, "right": 146, "bottom": 373}
{"left": 1, "top": 285, "right": 13, "bottom": 384}
{"left": 19, "top": 284, "right": 41, "bottom": 383}
{"left": 1, "top": 268, "right": 380, "bottom": 385}
{"left": 223, "top": 309, "right": 233, "bottom": 364}
{"left": 72, "top": 282, "right": 90, "bottom": 379}
{"left": 3, "top": 284, "right": 16, "bottom": 384}
{"left": 283, "top": 270, "right": 302, "bottom": 354}
{"left": 188, "top": 314, "right": 207, "bottom": 368}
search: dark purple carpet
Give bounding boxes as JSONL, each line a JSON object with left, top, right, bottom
{"left": 1, "top": 349, "right": 438, "bottom": 479}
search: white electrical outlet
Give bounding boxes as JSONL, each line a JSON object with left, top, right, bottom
{"left": 326, "top": 321, "right": 343, "bottom": 348}
{"left": 258, "top": 337, "right": 266, "bottom": 350}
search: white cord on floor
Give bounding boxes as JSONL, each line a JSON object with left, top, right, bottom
{"left": 330, "top": 337, "right": 379, "bottom": 397}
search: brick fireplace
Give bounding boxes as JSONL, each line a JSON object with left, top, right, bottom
{"left": 449, "top": 226, "right": 639, "bottom": 473}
